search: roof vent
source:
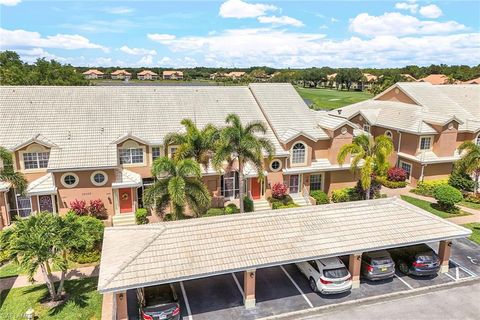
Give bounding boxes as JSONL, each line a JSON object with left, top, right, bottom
{"left": 100, "top": 127, "right": 105, "bottom": 134}
{"left": 337, "top": 109, "right": 342, "bottom": 115}
{"left": 67, "top": 131, "right": 71, "bottom": 140}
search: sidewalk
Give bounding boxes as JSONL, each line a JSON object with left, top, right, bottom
{"left": 383, "top": 186, "right": 480, "bottom": 224}
{"left": 0, "top": 265, "right": 99, "bottom": 293}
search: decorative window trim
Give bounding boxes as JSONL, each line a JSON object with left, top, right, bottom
{"left": 309, "top": 173, "right": 324, "bottom": 192}
{"left": 363, "top": 124, "right": 371, "bottom": 133}
{"left": 168, "top": 145, "right": 179, "bottom": 159}
{"left": 269, "top": 159, "right": 282, "bottom": 172}
{"left": 18, "top": 144, "right": 50, "bottom": 172}
{"left": 384, "top": 130, "right": 393, "bottom": 139}
{"left": 61, "top": 172, "right": 79, "bottom": 188}
{"left": 90, "top": 170, "right": 108, "bottom": 186}
{"left": 419, "top": 135, "right": 433, "bottom": 151}
{"left": 399, "top": 160, "right": 412, "bottom": 182}
{"left": 290, "top": 141, "right": 308, "bottom": 166}
{"left": 475, "top": 133, "right": 480, "bottom": 146}
{"left": 151, "top": 145, "right": 162, "bottom": 163}
{"left": 118, "top": 146, "right": 146, "bottom": 167}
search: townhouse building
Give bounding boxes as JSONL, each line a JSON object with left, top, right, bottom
{"left": 82, "top": 69, "right": 105, "bottom": 80}
{"left": 331, "top": 82, "right": 480, "bottom": 185}
{"left": 0, "top": 84, "right": 358, "bottom": 229}
{"left": 110, "top": 70, "right": 132, "bottom": 80}
{"left": 137, "top": 70, "right": 159, "bottom": 80}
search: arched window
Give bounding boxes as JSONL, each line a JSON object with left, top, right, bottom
{"left": 291, "top": 142, "right": 306, "bottom": 164}
{"left": 385, "top": 130, "right": 393, "bottom": 139}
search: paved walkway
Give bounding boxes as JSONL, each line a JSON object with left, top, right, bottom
{"left": 0, "top": 265, "right": 99, "bottom": 293}
{"left": 383, "top": 186, "right": 480, "bottom": 224}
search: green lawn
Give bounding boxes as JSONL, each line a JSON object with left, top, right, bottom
{"left": 459, "top": 200, "right": 480, "bottom": 210}
{"left": 0, "top": 260, "right": 98, "bottom": 279}
{"left": 0, "top": 277, "right": 102, "bottom": 320}
{"left": 463, "top": 223, "right": 480, "bottom": 245}
{"left": 400, "top": 195, "right": 470, "bottom": 219}
{"left": 295, "top": 86, "right": 373, "bottom": 110}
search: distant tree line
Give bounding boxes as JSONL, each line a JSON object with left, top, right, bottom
{"left": 1, "top": 50, "right": 479, "bottom": 87}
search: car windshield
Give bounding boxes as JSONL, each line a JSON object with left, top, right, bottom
{"left": 371, "top": 258, "right": 392, "bottom": 265}
{"left": 323, "top": 267, "right": 349, "bottom": 279}
{"left": 416, "top": 253, "right": 436, "bottom": 262}
{"left": 145, "top": 285, "right": 175, "bottom": 306}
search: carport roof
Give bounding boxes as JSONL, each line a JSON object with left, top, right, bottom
{"left": 98, "top": 197, "right": 471, "bottom": 293}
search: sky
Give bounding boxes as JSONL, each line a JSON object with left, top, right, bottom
{"left": 0, "top": 0, "right": 479, "bottom": 68}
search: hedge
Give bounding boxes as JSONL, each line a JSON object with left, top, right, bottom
{"left": 376, "top": 176, "right": 407, "bottom": 189}
{"left": 269, "top": 195, "right": 300, "bottom": 209}
{"left": 225, "top": 203, "right": 240, "bottom": 214}
{"left": 331, "top": 187, "right": 362, "bottom": 203}
{"left": 411, "top": 179, "right": 449, "bottom": 197}
{"left": 135, "top": 208, "right": 149, "bottom": 225}
{"left": 204, "top": 208, "right": 225, "bottom": 217}
{"left": 243, "top": 196, "right": 254, "bottom": 212}
{"left": 433, "top": 184, "right": 463, "bottom": 213}
{"left": 310, "top": 190, "right": 329, "bottom": 205}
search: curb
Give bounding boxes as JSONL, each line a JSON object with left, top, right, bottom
{"left": 257, "top": 276, "right": 480, "bottom": 320}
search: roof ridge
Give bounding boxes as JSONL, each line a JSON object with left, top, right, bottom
{"left": 99, "top": 226, "right": 167, "bottom": 289}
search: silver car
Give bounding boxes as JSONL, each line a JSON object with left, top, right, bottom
{"left": 361, "top": 250, "right": 396, "bottom": 280}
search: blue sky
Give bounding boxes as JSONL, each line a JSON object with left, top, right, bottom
{"left": 1, "top": 0, "right": 479, "bottom": 68}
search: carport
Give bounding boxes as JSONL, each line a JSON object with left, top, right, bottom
{"left": 97, "top": 197, "right": 471, "bottom": 319}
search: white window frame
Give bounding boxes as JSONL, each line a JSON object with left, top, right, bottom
{"left": 399, "top": 160, "right": 412, "bottom": 182}
{"left": 15, "top": 194, "right": 32, "bottom": 218}
{"left": 309, "top": 173, "right": 324, "bottom": 191}
{"left": 290, "top": 141, "right": 307, "bottom": 166}
{"left": 151, "top": 146, "right": 162, "bottom": 163}
{"left": 19, "top": 144, "right": 50, "bottom": 172}
{"left": 90, "top": 170, "right": 108, "bottom": 186}
{"left": 363, "top": 124, "right": 371, "bottom": 133}
{"left": 419, "top": 136, "right": 433, "bottom": 151}
{"left": 168, "top": 145, "right": 179, "bottom": 159}
{"left": 269, "top": 159, "right": 282, "bottom": 172}
{"left": 61, "top": 172, "right": 80, "bottom": 188}
{"left": 119, "top": 147, "right": 145, "bottom": 166}
{"left": 475, "top": 133, "right": 480, "bottom": 146}
{"left": 384, "top": 130, "right": 393, "bottom": 139}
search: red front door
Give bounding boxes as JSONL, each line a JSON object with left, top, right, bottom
{"left": 119, "top": 188, "right": 133, "bottom": 214}
{"left": 251, "top": 178, "right": 261, "bottom": 200}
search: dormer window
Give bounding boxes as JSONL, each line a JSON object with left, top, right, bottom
{"left": 291, "top": 142, "right": 306, "bottom": 165}
{"left": 119, "top": 148, "right": 143, "bottom": 164}
{"left": 23, "top": 151, "right": 50, "bottom": 169}
{"left": 419, "top": 136, "right": 432, "bottom": 150}
{"left": 363, "top": 124, "right": 371, "bottom": 133}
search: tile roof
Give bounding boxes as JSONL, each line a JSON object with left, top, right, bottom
{"left": 0, "top": 181, "right": 10, "bottom": 192}
{"left": 112, "top": 169, "right": 142, "bottom": 188}
{"left": 111, "top": 70, "right": 132, "bottom": 76}
{"left": 97, "top": 197, "right": 471, "bottom": 293}
{"left": 83, "top": 69, "right": 104, "bottom": 75}
{"left": 0, "top": 85, "right": 288, "bottom": 170}
{"left": 137, "top": 70, "right": 158, "bottom": 76}
{"left": 417, "top": 74, "right": 451, "bottom": 85}
{"left": 26, "top": 173, "right": 56, "bottom": 195}
{"left": 163, "top": 71, "right": 183, "bottom": 76}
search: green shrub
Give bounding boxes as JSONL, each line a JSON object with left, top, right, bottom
{"left": 310, "top": 190, "right": 329, "bottom": 205}
{"left": 269, "top": 195, "right": 299, "bottom": 210}
{"left": 433, "top": 185, "right": 463, "bottom": 213}
{"left": 331, "top": 187, "right": 362, "bottom": 203}
{"left": 204, "top": 208, "right": 225, "bottom": 217}
{"left": 0, "top": 229, "right": 13, "bottom": 264}
{"left": 135, "top": 208, "right": 149, "bottom": 225}
{"left": 411, "top": 179, "right": 448, "bottom": 197}
{"left": 376, "top": 176, "right": 407, "bottom": 189}
{"left": 69, "top": 249, "right": 100, "bottom": 264}
{"left": 448, "top": 167, "right": 475, "bottom": 192}
{"left": 243, "top": 196, "right": 254, "bottom": 212}
{"left": 225, "top": 203, "right": 240, "bottom": 214}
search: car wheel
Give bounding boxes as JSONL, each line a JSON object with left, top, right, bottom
{"left": 309, "top": 277, "right": 318, "bottom": 292}
{"left": 398, "top": 261, "right": 409, "bottom": 275}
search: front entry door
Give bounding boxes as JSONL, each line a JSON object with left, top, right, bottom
{"left": 119, "top": 188, "right": 133, "bottom": 214}
{"left": 38, "top": 195, "right": 53, "bottom": 212}
{"left": 289, "top": 175, "right": 300, "bottom": 194}
{"left": 251, "top": 178, "right": 261, "bottom": 200}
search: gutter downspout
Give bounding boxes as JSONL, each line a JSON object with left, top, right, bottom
{"left": 396, "top": 130, "right": 402, "bottom": 167}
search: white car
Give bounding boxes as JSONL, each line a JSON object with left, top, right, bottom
{"left": 296, "top": 257, "right": 352, "bottom": 294}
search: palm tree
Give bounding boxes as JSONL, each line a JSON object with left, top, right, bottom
{"left": 164, "top": 119, "right": 218, "bottom": 169}
{"left": 144, "top": 157, "right": 211, "bottom": 220}
{"left": 0, "top": 146, "right": 27, "bottom": 193}
{"left": 337, "top": 134, "right": 394, "bottom": 200}
{"left": 213, "top": 114, "right": 275, "bottom": 213}
{"left": 457, "top": 141, "right": 480, "bottom": 194}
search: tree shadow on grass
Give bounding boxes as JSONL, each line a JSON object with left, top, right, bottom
{"left": 48, "top": 277, "right": 97, "bottom": 316}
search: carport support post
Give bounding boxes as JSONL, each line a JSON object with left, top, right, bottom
{"left": 438, "top": 240, "right": 452, "bottom": 273}
{"left": 349, "top": 253, "right": 362, "bottom": 289}
{"left": 115, "top": 291, "right": 128, "bottom": 320}
{"left": 244, "top": 269, "right": 256, "bottom": 309}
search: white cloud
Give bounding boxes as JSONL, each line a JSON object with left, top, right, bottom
{"left": 147, "top": 27, "right": 480, "bottom": 68}
{"left": 16, "top": 48, "right": 66, "bottom": 63}
{"left": 257, "top": 15, "right": 304, "bottom": 27}
{"left": 219, "top": 0, "right": 276, "bottom": 19}
{"left": 395, "top": 1, "right": 418, "bottom": 13}
{"left": 158, "top": 56, "right": 198, "bottom": 68}
{"left": 104, "top": 7, "right": 134, "bottom": 15}
{"left": 0, "top": 0, "right": 21, "bottom": 6}
{"left": 419, "top": 4, "right": 442, "bottom": 18}
{"left": 119, "top": 45, "right": 157, "bottom": 56}
{"left": 138, "top": 55, "right": 154, "bottom": 66}
{"left": 60, "top": 19, "right": 137, "bottom": 34}
{"left": 93, "top": 57, "right": 113, "bottom": 67}
{"left": 147, "top": 33, "right": 176, "bottom": 42}
{"left": 331, "top": 17, "right": 339, "bottom": 23}
{"left": 349, "top": 12, "right": 466, "bottom": 37}
{"left": 0, "top": 28, "right": 109, "bottom": 52}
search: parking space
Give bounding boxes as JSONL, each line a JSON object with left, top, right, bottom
{"left": 126, "top": 239, "right": 479, "bottom": 320}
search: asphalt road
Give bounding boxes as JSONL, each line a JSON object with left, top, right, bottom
{"left": 294, "top": 280, "right": 480, "bottom": 320}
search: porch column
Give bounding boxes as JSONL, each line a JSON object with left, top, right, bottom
{"left": 244, "top": 269, "right": 256, "bottom": 309}
{"left": 113, "top": 189, "right": 120, "bottom": 215}
{"left": 101, "top": 292, "right": 114, "bottom": 320}
{"left": 349, "top": 253, "right": 362, "bottom": 289}
{"left": 438, "top": 240, "right": 452, "bottom": 273}
{"left": 115, "top": 291, "right": 128, "bottom": 320}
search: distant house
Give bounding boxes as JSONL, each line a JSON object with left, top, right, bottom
{"left": 417, "top": 74, "right": 458, "bottom": 85}
{"left": 463, "top": 77, "right": 480, "bottom": 84}
{"left": 82, "top": 69, "right": 105, "bottom": 80}
{"left": 137, "top": 70, "right": 159, "bottom": 80}
{"left": 401, "top": 74, "right": 417, "bottom": 82}
{"left": 111, "top": 70, "right": 132, "bottom": 80}
{"left": 163, "top": 71, "right": 183, "bottom": 80}
{"left": 225, "top": 71, "right": 246, "bottom": 80}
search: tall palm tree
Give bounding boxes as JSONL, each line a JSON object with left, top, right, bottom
{"left": 337, "top": 134, "right": 394, "bottom": 200}
{"left": 457, "top": 141, "right": 480, "bottom": 194}
{"left": 164, "top": 119, "right": 219, "bottom": 169}
{"left": 0, "top": 146, "right": 27, "bottom": 193}
{"left": 144, "top": 157, "right": 211, "bottom": 220}
{"left": 213, "top": 114, "right": 275, "bottom": 213}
